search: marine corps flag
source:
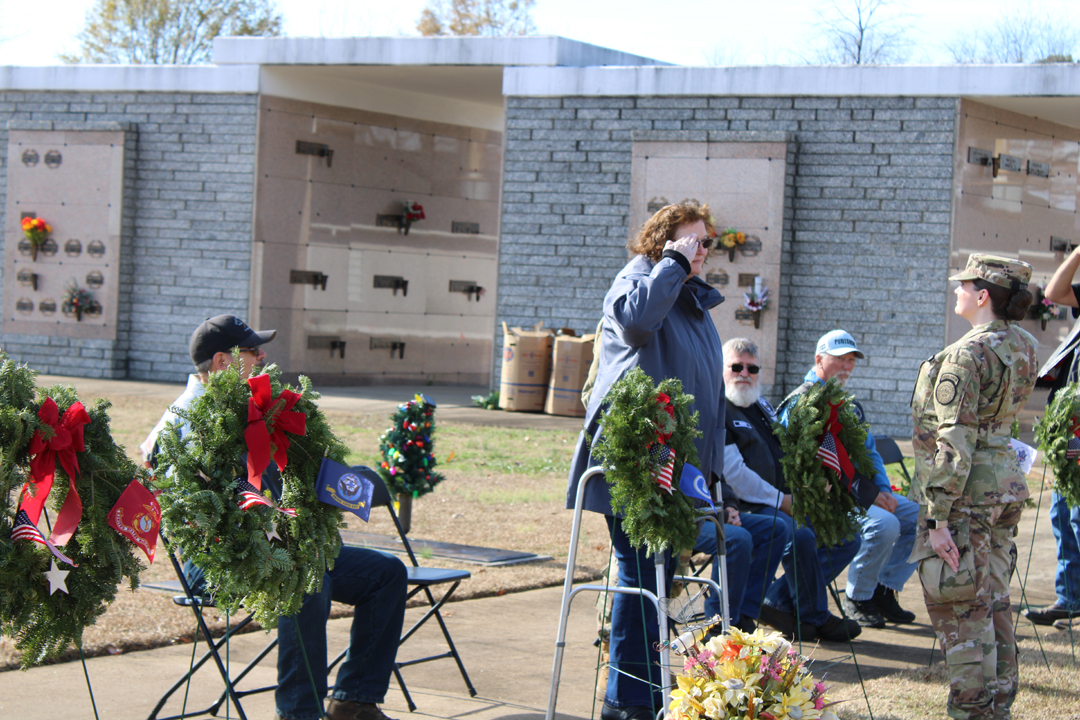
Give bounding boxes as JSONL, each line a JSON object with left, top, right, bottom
{"left": 108, "top": 480, "right": 161, "bottom": 563}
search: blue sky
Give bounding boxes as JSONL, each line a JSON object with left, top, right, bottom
{"left": 0, "top": 0, "right": 1070, "bottom": 67}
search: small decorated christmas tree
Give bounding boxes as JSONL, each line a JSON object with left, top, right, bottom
{"left": 378, "top": 395, "right": 444, "bottom": 499}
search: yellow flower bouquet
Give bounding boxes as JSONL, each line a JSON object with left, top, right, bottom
{"left": 667, "top": 627, "right": 837, "bottom": 720}
{"left": 718, "top": 228, "right": 746, "bottom": 261}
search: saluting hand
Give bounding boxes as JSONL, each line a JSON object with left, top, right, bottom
{"left": 664, "top": 233, "right": 700, "bottom": 266}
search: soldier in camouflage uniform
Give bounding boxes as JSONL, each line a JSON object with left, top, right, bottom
{"left": 910, "top": 254, "right": 1038, "bottom": 720}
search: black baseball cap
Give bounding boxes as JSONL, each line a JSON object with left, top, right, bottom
{"left": 189, "top": 315, "right": 277, "bottom": 365}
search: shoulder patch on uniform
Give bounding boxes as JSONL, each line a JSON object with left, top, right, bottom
{"left": 935, "top": 372, "right": 961, "bottom": 405}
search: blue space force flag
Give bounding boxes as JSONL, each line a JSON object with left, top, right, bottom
{"left": 678, "top": 463, "right": 715, "bottom": 510}
{"left": 316, "top": 458, "right": 375, "bottom": 522}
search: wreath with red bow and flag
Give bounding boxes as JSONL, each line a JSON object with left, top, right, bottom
{"left": 154, "top": 362, "right": 349, "bottom": 628}
{"left": 775, "top": 378, "right": 876, "bottom": 548}
{"left": 0, "top": 354, "right": 152, "bottom": 667}
{"left": 591, "top": 367, "right": 702, "bottom": 555}
{"left": 1035, "top": 382, "right": 1080, "bottom": 508}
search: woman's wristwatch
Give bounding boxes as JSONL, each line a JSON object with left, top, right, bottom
{"left": 926, "top": 519, "right": 940, "bottom": 530}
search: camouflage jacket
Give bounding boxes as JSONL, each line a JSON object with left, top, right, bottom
{"left": 910, "top": 320, "right": 1038, "bottom": 521}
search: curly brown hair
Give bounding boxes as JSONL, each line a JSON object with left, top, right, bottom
{"left": 627, "top": 202, "right": 715, "bottom": 262}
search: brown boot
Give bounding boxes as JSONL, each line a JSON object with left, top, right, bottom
{"left": 326, "top": 700, "right": 398, "bottom": 720}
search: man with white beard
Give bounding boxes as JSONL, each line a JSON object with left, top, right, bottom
{"left": 693, "top": 338, "right": 858, "bottom": 642}
{"left": 778, "top": 330, "right": 919, "bottom": 630}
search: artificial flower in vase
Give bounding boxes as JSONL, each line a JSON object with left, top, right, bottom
{"left": 21, "top": 216, "right": 52, "bottom": 262}
{"left": 718, "top": 227, "right": 746, "bottom": 261}
{"left": 400, "top": 200, "right": 425, "bottom": 236}
{"left": 1036, "top": 285, "right": 1058, "bottom": 331}
{"left": 743, "top": 281, "right": 769, "bottom": 329}
{"left": 62, "top": 282, "right": 94, "bottom": 322}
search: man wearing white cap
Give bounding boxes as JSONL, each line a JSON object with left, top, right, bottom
{"left": 780, "top": 329, "right": 920, "bottom": 629}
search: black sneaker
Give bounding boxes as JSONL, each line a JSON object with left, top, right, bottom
{"left": 759, "top": 604, "right": 816, "bottom": 642}
{"left": 1023, "top": 602, "right": 1078, "bottom": 626}
{"left": 840, "top": 593, "right": 886, "bottom": 629}
{"left": 872, "top": 584, "right": 916, "bottom": 624}
{"left": 815, "top": 613, "right": 862, "bottom": 642}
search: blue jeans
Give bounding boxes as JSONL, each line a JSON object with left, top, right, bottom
{"left": 762, "top": 514, "right": 861, "bottom": 626}
{"left": 845, "top": 494, "right": 919, "bottom": 601}
{"left": 1051, "top": 491, "right": 1080, "bottom": 610}
{"left": 693, "top": 510, "right": 792, "bottom": 623}
{"left": 605, "top": 515, "right": 676, "bottom": 713}
{"left": 186, "top": 547, "right": 407, "bottom": 720}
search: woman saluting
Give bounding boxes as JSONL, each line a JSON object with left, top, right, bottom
{"left": 910, "top": 253, "right": 1038, "bottom": 720}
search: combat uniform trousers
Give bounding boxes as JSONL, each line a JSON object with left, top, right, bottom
{"left": 917, "top": 502, "right": 1023, "bottom": 720}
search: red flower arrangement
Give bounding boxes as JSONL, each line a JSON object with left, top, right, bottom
{"left": 21, "top": 216, "right": 52, "bottom": 261}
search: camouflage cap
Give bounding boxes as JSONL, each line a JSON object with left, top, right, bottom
{"left": 948, "top": 253, "right": 1032, "bottom": 290}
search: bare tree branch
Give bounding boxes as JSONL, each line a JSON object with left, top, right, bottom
{"left": 811, "top": 0, "right": 912, "bottom": 65}
{"left": 946, "top": 4, "right": 1079, "bottom": 64}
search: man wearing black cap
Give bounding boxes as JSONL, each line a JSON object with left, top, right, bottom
{"left": 141, "top": 315, "right": 275, "bottom": 458}
{"left": 143, "top": 315, "right": 408, "bottom": 720}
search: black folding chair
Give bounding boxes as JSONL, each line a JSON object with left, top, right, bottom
{"left": 146, "top": 537, "right": 278, "bottom": 720}
{"left": 148, "top": 536, "right": 350, "bottom": 720}
{"left": 874, "top": 434, "right": 912, "bottom": 488}
{"left": 357, "top": 466, "right": 478, "bottom": 711}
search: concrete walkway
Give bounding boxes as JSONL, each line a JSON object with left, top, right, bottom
{"left": 0, "top": 376, "right": 1071, "bottom": 718}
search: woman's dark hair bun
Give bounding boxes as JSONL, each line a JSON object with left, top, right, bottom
{"left": 973, "top": 279, "right": 1032, "bottom": 321}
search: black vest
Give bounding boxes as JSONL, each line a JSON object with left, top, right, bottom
{"left": 726, "top": 397, "right": 786, "bottom": 507}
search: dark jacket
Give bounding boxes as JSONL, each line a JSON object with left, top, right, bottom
{"left": 566, "top": 253, "right": 726, "bottom": 516}
{"left": 725, "top": 398, "right": 785, "bottom": 514}
{"left": 1038, "top": 283, "right": 1080, "bottom": 391}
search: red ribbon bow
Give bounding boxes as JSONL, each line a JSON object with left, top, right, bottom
{"left": 21, "top": 397, "right": 90, "bottom": 547}
{"left": 822, "top": 401, "right": 856, "bottom": 485}
{"left": 244, "top": 375, "right": 306, "bottom": 487}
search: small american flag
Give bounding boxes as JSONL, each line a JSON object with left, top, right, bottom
{"left": 10, "top": 509, "right": 47, "bottom": 545}
{"left": 649, "top": 443, "right": 675, "bottom": 495}
{"left": 11, "top": 509, "right": 76, "bottom": 566}
{"left": 236, "top": 479, "right": 298, "bottom": 517}
{"left": 818, "top": 433, "right": 842, "bottom": 478}
{"left": 1068, "top": 436, "right": 1080, "bottom": 460}
{"left": 236, "top": 479, "right": 274, "bottom": 511}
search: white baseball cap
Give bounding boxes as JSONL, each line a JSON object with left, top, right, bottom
{"left": 816, "top": 329, "right": 865, "bottom": 359}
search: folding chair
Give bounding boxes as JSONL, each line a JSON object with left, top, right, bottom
{"left": 147, "top": 537, "right": 280, "bottom": 720}
{"left": 359, "top": 467, "right": 478, "bottom": 711}
{"left": 874, "top": 434, "right": 912, "bottom": 488}
{"left": 149, "top": 533, "right": 349, "bottom": 720}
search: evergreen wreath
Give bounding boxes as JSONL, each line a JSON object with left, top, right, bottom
{"left": 1035, "top": 382, "right": 1080, "bottom": 508}
{"left": 154, "top": 362, "right": 349, "bottom": 628}
{"left": 774, "top": 379, "right": 874, "bottom": 548}
{"left": 377, "top": 395, "right": 444, "bottom": 498}
{"left": 591, "top": 366, "right": 701, "bottom": 555}
{"left": 0, "top": 355, "right": 147, "bottom": 667}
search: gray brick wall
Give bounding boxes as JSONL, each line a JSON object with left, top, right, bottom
{"left": 0, "top": 92, "right": 259, "bottom": 380}
{"left": 496, "top": 95, "right": 958, "bottom": 436}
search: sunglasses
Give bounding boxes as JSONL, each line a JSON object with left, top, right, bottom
{"left": 700, "top": 236, "right": 714, "bottom": 250}
{"left": 728, "top": 363, "right": 760, "bottom": 374}
{"left": 239, "top": 347, "right": 263, "bottom": 355}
